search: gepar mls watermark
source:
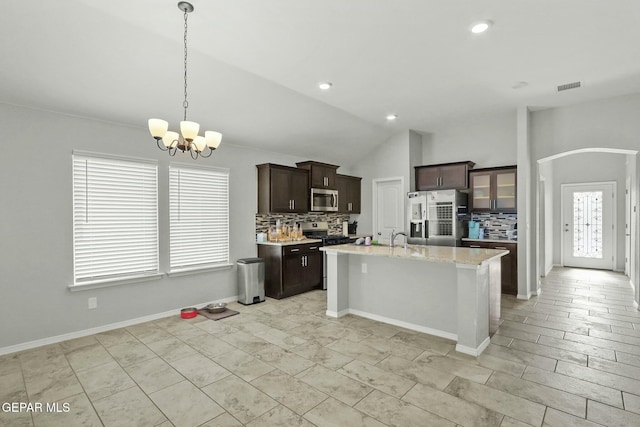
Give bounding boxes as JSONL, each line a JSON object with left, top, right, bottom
{"left": 2, "top": 402, "right": 70, "bottom": 413}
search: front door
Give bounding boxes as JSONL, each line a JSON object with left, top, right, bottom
{"left": 373, "top": 177, "right": 404, "bottom": 244}
{"left": 562, "top": 182, "right": 615, "bottom": 270}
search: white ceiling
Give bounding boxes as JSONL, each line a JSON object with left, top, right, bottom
{"left": 3, "top": 0, "right": 640, "bottom": 165}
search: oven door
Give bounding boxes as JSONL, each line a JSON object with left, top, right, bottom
{"left": 311, "top": 188, "right": 338, "bottom": 212}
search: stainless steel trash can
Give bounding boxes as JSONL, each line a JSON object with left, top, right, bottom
{"left": 237, "top": 258, "right": 265, "bottom": 305}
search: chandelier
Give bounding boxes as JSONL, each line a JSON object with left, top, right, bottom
{"left": 148, "top": 2, "right": 222, "bottom": 159}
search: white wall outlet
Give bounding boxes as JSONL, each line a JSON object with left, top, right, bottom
{"left": 362, "top": 263, "right": 367, "bottom": 273}
{"left": 88, "top": 297, "right": 97, "bottom": 309}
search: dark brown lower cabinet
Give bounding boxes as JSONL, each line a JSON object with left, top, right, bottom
{"left": 461, "top": 240, "right": 518, "bottom": 296}
{"left": 257, "top": 243, "right": 323, "bottom": 299}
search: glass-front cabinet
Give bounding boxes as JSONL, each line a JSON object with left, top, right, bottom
{"left": 470, "top": 167, "right": 516, "bottom": 213}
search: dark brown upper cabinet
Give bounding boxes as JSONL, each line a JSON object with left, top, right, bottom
{"left": 296, "top": 161, "right": 339, "bottom": 189}
{"left": 415, "top": 161, "right": 475, "bottom": 191}
{"left": 257, "top": 163, "right": 309, "bottom": 213}
{"left": 335, "top": 174, "right": 362, "bottom": 214}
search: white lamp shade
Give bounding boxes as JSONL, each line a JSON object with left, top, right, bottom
{"left": 162, "top": 131, "right": 179, "bottom": 148}
{"left": 193, "top": 136, "right": 207, "bottom": 152}
{"left": 180, "top": 121, "right": 200, "bottom": 141}
{"left": 205, "top": 131, "right": 222, "bottom": 149}
{"left": 148, "top": 119, "right": 168, "bottom": 138}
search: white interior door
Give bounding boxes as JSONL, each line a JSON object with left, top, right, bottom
{"left": 373, "top": 177, "right": 404, "bottom": 244}
{"left": 562, "top": 182, "right": 615, "bottom": 270}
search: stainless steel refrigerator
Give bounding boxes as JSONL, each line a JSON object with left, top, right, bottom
{"left": 416, "top": 189, "right": 468, "bottom": 246}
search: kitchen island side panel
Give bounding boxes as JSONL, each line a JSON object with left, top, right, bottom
{"left": 346, "top": 255, "right": 458, "bottom": 337}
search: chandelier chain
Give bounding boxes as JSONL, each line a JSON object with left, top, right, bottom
{"left": 183, "top": 8, "right": 189, "bottom": 121}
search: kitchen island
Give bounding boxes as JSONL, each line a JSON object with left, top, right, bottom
{"left": 321, "top": 244, "right": 508, "bottom": 356}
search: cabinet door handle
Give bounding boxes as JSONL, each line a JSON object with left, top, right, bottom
{"left": 292, "top": 199, "right": 295, "bottom": 210}
{"left": 495, "top": 246, "right": 507, "bottom": 250}
{"left": 290, "top": 248, "right": 300, "bottom": 252}
{"left": 289, "top": 200, "right": 292, "bottom": 209}
{"left": 309, "top": 247, "right": 318, "bottom": 250}
{"left": 470, "top": 245, "right": 481, "bottom": 248}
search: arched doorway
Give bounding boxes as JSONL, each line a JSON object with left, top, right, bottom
{"left": 536, "top": 148, "right": 638, "bottom": 302}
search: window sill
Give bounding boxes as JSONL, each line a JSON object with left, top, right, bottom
{"left": 68, "top": 273, "right": 165, "bottom": 292}
{"left": 167, "top": 263, "right": 234, "bottom": 277}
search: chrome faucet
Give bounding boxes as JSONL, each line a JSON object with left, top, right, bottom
{"left": 390, "top": 229, "right": 408, "bottom": 248}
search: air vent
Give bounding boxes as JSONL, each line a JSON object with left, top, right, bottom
{"left": 557, "top": 81, "right": 581, "bottom": 92}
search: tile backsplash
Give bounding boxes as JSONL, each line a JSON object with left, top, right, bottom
{"left": 470, "top": 213, "right": 517, "bottom": 240}
{"left": 256, "top": 213, "right": 352, "bottom": 235}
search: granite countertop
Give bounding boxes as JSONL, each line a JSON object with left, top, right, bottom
{"left": 257, "top": 238, "right": 323, "bottom": 247}
{"left": 462, "top": 238, "right": 518, "bottom": 244}
{"left": 321, "top": 243, "right": 508, "bottom": 266}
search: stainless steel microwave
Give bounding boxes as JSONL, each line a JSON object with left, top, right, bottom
{"left": 310, "top": 188, "right": 338, "bottom": 212}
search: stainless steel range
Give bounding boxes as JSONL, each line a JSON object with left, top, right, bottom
{"left": 300, "top": 221, "right": 351, "bottom": 289}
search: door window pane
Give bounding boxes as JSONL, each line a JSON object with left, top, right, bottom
{"left": 573, "top": 191, "right": 603, "bottom": 258}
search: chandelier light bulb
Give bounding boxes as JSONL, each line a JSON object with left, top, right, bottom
{"left": 193, "top": 136, "right": 207, "bottom": 152}
{"left": 205, "top": 131, "right": 223, "bottom": 149}
{"left": 180, "top": 121, "right": 200, "bottom": 142}
{"left": 163, "top": 131, "right": 179, "bottom": 148}
{"left": 148, "top": 119, "right": 168, "bottom": 139}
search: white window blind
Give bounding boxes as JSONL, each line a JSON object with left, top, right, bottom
{"left": 72, "top": 153, "right": 159, "bottom": 285}
{"left": 169, "top": 165, "right": 229, "bottom": 271}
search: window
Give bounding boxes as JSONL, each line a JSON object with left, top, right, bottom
{"left": 169, "top": 164, "right": 229, "bottom": 271}
{"left": 72, "top": 152, "right": 159, "bottom": 286}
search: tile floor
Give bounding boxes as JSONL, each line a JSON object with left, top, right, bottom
{"left": 2, "top": 267, "right": 640, "bottom": 426}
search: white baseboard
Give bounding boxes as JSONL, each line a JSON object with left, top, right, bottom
{"left": 0, "top": 296, "right": 238, "bottom": 356}
{"left": 346, "top": 308, "right": 458, "bottom": 342}
{"left": 456, "top": 336, "right": 491, "bottom": 357}
{"left": 325, "top": 309, "right": 350, "bottom": 318}
{"left": 517, "top": 293, "right": 531, "bottom": 300}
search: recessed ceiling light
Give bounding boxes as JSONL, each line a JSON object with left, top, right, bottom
{"left": 386, "top": 114, "right": 398, "bottom": 121}
{"left": 470, "top": 20, "right": 492, "bottom": 34}
{"left": 318, "top": 82, "right": 332, "bottom": 90}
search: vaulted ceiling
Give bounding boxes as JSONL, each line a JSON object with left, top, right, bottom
{"left": 2, "top": 0, "right": 640, "bottom": 165}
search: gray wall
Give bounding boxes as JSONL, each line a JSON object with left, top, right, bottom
{"left": 0, "top": 103, "right": 334, "bottom": 349}
{"left": 422, "top": 110, "right": 517, "bottom": 169}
